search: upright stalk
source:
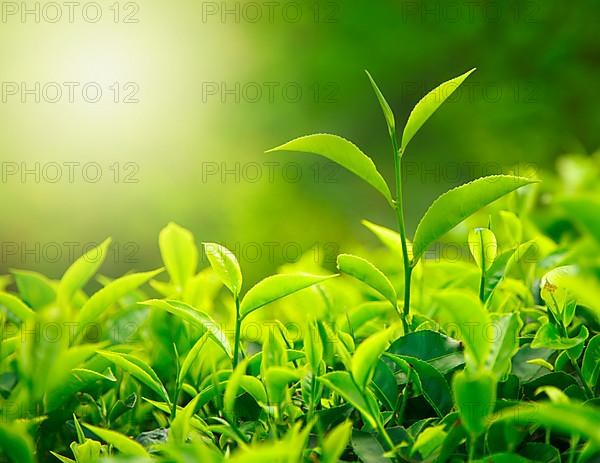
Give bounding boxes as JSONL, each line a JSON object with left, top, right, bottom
{"left": 233, "top": 294, "right": 242, "bottom": 369}
{"left": 391, "top": 136, "right": 412, "bottom": 333}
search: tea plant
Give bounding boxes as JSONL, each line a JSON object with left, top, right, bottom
{"left": 0, "top": 71, "right": 599, "bottom": 463}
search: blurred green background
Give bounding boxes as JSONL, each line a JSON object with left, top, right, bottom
{"left": 0, "top": 0, "right": 599, "bottom": 283}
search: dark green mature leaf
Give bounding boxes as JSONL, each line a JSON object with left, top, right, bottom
{"left": 319, "top": 371, "right": 378, "bottom": 428}
{"left": 412, "top": 176, "right": 536, "bottom": 262}
{"left": 582, "top": 335, "right": 600, "bottom": 390}
{"left": 159, "top": 222, "right": 198, "bottom": 290}
{"left": 143, "top": 299, "right": 232, "bottom": 358}
{"left": 388, "top": 330, "right": 461, "bottom": 361}
{"left": 351, "top": 430, "right": 392, "bottom": 463}
{"left": 240, "top": 273, "right": 337, "bottom": 318}
{"left": 58, "top": 238, "right": 111, "bottom": 307}
{"left": 392, "top": 355, "right": 453, "bottom": 416}
{"left": 77, "top": 269, "right": 162, "bottom": 332}
{"left": 337, "top": 254, "right": 397, "bottom": 307}
{"left": 266, "top": 134, "right": 393, "bottom": 205}
{"left": 401, "top": 68, "right": 475, "bottom": 152}
{"left": 203, "top": 242, "right": 243, "bottom": 296}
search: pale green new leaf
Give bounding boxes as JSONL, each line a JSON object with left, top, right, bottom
{"left": 169, "top": 395, "right": 201, "bottom": 444}
{"left": 433, "top": 290, "right": 491, "bottom": 369}
{"left": 97, "top": 350, "right": 170, "bottom": 404}
{"left": 267, "top": 134, "right": 393, "bottom": 205}
{"left": 318, "top": 371, "right": 378, "bottom": 429}
{"left": 413, "top": 175, "right": 535, "bottom": 262}
{"left": 362, "top": 219, "right": 404, "bottom": 256}
{"left": 0, "top": 291, "right": 34, "bottom": 321}
{"left": 143, "top": 299, "right": 232, "bottom": 358}
{"left": 401, "top": 68, "right": 475, "bottom": 151}
{"left": 240, "top": 273, "right": 337, "bottom": 318}
{"left": 352, "top": 325, "right": 399, "bottom": 390}
{"left": 203, "top": 242, "right": 243, "bottom": 296}
{"left": 322, "top": 421, "right": 353, "bottom": 463}
{"left": 159, "top": 222, "right": 198, "bottom": 290}
{"left": 77, "top": 269, "right": 162, "bottom": 332}
{"left": 453, "top": 369, "right": 496, "bottom": 436}
{"left": 468, "top": 228, "right": 497, "bottom": 272}
{"left": 0, "top": 422, "right": 35, "bottom": 463}
{"left": 337, "top": 254, "right": 397, "bottom": 307}
{"left": 58, "top": 238, "right": 111, "bottom": 307}
{"left": 224, "top": 359, "right": 248, "bottom": 422}
{"left": 365, "top": 70, "right": 395, "bottom": 137}
{"left": 83, "top": 423, "right": 149, "bottom": 456}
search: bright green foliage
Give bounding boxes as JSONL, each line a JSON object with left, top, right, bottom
{"left": 1, "top": 72, "right": 599, "bottom": 463}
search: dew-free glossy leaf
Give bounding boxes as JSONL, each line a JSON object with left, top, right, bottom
{"left": 240, "top": 273, "right": 337, "bottom": 318}
{"left": 83, "top": 423, "right": 149, "bottom": 456}
{"left": 432, "top": 291, "right": 491, "bottom": 369}
{"left": 159, "top": 222, "right": 198, "bottom": 290}
{"left": 11, "top": 269, "right": 55, "bottom": 309}
{"left": 531, "top": 323, "right": 589, "bottom": 350}
{"left": 97, "top": 350, "right": 170, "bottom": 403}
{"left": 319, "top": 371, "right": 377, "bottom": 428}
{"left": 322, "top": 421, "right": 353, "bottom": 463}
{"left": 365, "top": 71, "right": 395, "bottom": 138}
{"left": 0, "top": 291, "right": 34, "bottom": 321}
{"left": 352, "top": 325, "right": 399, "bottom": 390}
{"left": 582, "top": 334, "right": 600, "bottom": 390}
{"left": 362, "top": 220, "right": 404, "bottom": 256}
{"left": 77, "top": 269, "right": 162, "bottom": 332}
{"left": 487, "top": 313, "right": 520, "bottom": 379}
{"left": 169, "top": 395, "right": 201, "bottom": 444}
{"left": 267, "top": 134, "right": 393, "bottom": 205}
{"left": 224, "top": 359, "right": 248, "bottom": 422}
{"left": 453, "top": 369, "right": 496, "bottom": 436}
{"left": 203, "top": 242, "right": 243, "bottom": 296}
{"left": 468, "top": 228, "right": 497, "bottom": 272}
{"left": 337, "top": 254, "right": 397, "bottom": 307}
{"left": 401, "top": 68, "right": 475, "bottom": 151}
{"left": 410, "top": 425, "right": 447, "bottom": 458}
{"left": 412, "top": 176, "right": 536, "bottom": 262}
{"left": 58, "top": 238, "right": 111, "bottom": 307}
{"left": 143, "top": 299, "right": 232, "bottom": 358}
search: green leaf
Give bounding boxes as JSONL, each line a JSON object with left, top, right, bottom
{"left": 77, "top": 269, "right": 162, "bottom": 331}
{"left": 322, "top": 421, "right": 353, "bottom": 463}
{"left": 169, "top": 395, "right": 201, "bottom": 444}
{"left": 159, "top": 222, "right": 198, "bottom": 290}
{"left": 410, "top": 425, "right": 447, "bottom": 458}
{"left": 531, "top": 323, "right": 589, "bottom": 350}
{"left": 351, "top": 430, "right": 391, "bottom": 463}
{"left": 453, "top": 369, "right": 496, "bottom": 436}
{"left": 487, "top": 313, "right": 520, "bottom": 379}
{"left": 319, "top": 371, "right": 378, "bottom": 429}
{"left": 224, "top": 359, "right": 248, "bottom": 422}
{"left": 352, "top": 325, "right": 399, "bottom": 390}
{"left": 362, "top": 220, "right": 403, "bottom": 256}
{"left": 560, "top": 196, "right": 600, "bottom": 244}
{"left": 58, "top": 238, "right": 111, "bottom": 307}
{"left": 493, "top": 402, "right": 600, "bottom": 446}
{"left": 432, "top": 291, "right": 491, "bottom": 369}
{"left": 337, "top": 254, "right": 397, "bottom": 307}
{"left": 304, "top": 320, "right": 323, "bottom": 374}
{"left": 582, "top": 335, "right": 600, "bottom": 390}
{"left": 143, "top": 299, "right": 232, "bottom": 358}
{"left": 0, "top": 291, "right": 34, "bottom": 321}
{"left": 412, "top": 175, "right": 536, "bottom": 262}
{"left": 365, "top": 70, "right": 395, "bottom": 138}
{"left": 203, "top": 242, "right": 243, "bottom": 296}
{"left": 11, "top": 269, "right": 56, "bottom": 309}
{"left": 0, "top": 422, "right": 35, "bottom": 463}
{"left": 264, "top": 366, "right": 302, "bottom": 404}
{"left": 401, "top": 68, "right": 475, "bottom": 151}
{"left": 266, "top": 134, "right": 393, "bottom": 205}
{"left": 178, "top": 332, "right": 210, "bottom": 387}
{"left": 97, "top": 350, "right": 170, "bottom": 403}
{"left": 240, "top": 273, "right": 337, "bottom": 318}
{"left": 83, "top": 423, "right": 149, "bottom": 456}
{"left": 468, "top": 228, "right": 497, "bottom": 272}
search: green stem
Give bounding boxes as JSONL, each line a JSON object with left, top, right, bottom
{"left": 392, "top": 139, "right": 412, "bottom": 333}
{"left": 568, "top": 351, "right": 593, "bottom": 399}
{"left": 233, "top": 295, "right": 242, "bottom": 369}
{"left": 468, "top": 434, "right": 476, "bottom": 462}
{"left": 478, "top": 271, "right": 485, "bottom": 302}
